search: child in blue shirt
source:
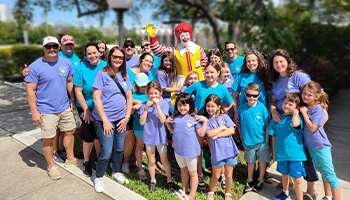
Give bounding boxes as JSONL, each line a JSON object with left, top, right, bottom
{"left": 238, "top": 83, "right": 270, "bottom": 193}
{"left": 165, "top": 92, "right": 207, "bottom": 200}
{"left": 268, "top": 92, "right": 306, "bottom": 200}
{"left": 300, "top": 81, "right": 340, "bottom": 200}
{"left": 139, "top": 81, "right": 174, "bottom": 193}
{"left": 203, "top": 94, "right": 239, "bottom": 200}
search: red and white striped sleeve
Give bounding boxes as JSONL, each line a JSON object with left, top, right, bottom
{"left": 199, "top": 47, "right": 207, "bottom": 72}
{"left": 149, "top": 36, "right": 175, "bottom": 57}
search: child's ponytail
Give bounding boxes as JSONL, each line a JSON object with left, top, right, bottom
{"left": 319, "top": 89, "right": 329, "bottom": 110}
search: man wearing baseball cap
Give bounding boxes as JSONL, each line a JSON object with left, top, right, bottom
{"left": 58, "top": 35, "right": 80, "bottom": 68}
{"left": 25, "top": 36, "right": 82, "bottom": 180}
{"left": 123, "top": 38, "right": 139, "bottom": 69}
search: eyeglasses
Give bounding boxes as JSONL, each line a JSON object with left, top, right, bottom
{"left": 163, "top": 59, "right": 172, "bottom": 63}
{"left": 44, "top": 44, "right": 59, "bottom": 50}
{"left": 124, "top": 44, "right": 135, "bottom": 48}
{"left": 142, "top": 59, "right": 153, "bottom": 65}
{"left": 225, "top": 48, "right": 235, "bottom": 52}
{"left": 141, "top": 43, "right": 150, "bottom": 49}
{"left": 111, "top": 55, "right": 124, "bottom": 60}
{"left": 245, "top": 93, "right": 259, "bottom": 98}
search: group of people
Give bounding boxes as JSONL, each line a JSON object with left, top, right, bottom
{"left": 24, "top": 23, "right": 340, "bottom": 200}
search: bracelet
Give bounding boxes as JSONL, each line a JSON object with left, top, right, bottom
{"left": 125, "top": 115, "right": 131, "bottom": 119}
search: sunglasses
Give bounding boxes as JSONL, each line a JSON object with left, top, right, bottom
{"left": 225, "top": 48, "right": 235, "bottom": 51}
{"left": 163, "top": 59, "right": 172, "bottom": 63}
{"left": 124, "top": 44, "right": 135, "bottom": 48}
{"left": 245, "top": 93, "right": 259, "bottom": 98}
{"left": 62, "top": 37, "right": 74, "bottom": 42}
{"left": 141, "top": 43, "right": 150, "bottom": 49}
{"left": 44, "top": 44, "right": 59, "bottom": 50}
{"left": 111, "top": 55, "right": 124, "bottom": 60}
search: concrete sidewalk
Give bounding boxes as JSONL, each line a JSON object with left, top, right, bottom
{"left": 0, "top": 84, "right": 146, "bottom": 200}
{"left": 240, "top": 90, "right": 350, "bottom": 200}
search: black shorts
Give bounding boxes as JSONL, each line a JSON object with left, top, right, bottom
{"left": 126, "top": 115, "right": 134, "bottom": 131}
{"left": 77, "top": 107, "right": 97, "bottom": 143}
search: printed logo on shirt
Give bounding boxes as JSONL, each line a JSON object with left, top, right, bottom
{"left": 288, "top": 121, "right": 295, "bottom": 131}
{"left": 185, "top": 119, "right": 195, "bottom": 131}
{"left": 235, "top": 67, "right": 240, "bottom": 72}
{"left": 287, "top": 81, "right": 295, "bottom": 90}
{"left": 59, "top": 66, "right": 68, "bottom": 76}
{"left": 254, "top": 112, "right": 263, "bottom": 123}
{"left": 74, "top": 62, "right": 79, "bottom": 66}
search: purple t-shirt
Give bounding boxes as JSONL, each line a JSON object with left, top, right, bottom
{"left": 271, "top": 71, "right": 310, "bottom": 113}
{"left": 206, "top": 114, "right": 239, "bottom": 162}
{"left": 303, "top": 104, "right": 331, "bottom": 150}
{"left": 126, "top": 56, "right": 140, "bottom": 69}
{"left": 92, "top": 70, "right": 132, "bottom": 122}
{"left": 171, "top": 115, "right": 202, "bottom": 158}
{"left": 156, "top": 70, "right": 174, "bottom": 101}
{"left": 222, "top": 77, "right": 235, "bottom": 117}
{"left": 140, "top": 100, "right": 169, "bottom": 145}
{"left": 24, "top": 57, "right": 74, "bottom": 114}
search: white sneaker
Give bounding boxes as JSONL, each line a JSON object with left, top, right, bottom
{"left": 112, "top": 172, "right": 129, "bottom": 184}
{"left": 94, "top": 177, "right": 104, "bottom": 193}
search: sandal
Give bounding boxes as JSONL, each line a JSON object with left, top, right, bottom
{"left": 175, "top": 189, "right": 187, "bottom": 200}
{"left": 206, "top": 191, "right": 215, "bottom": 200}
{"left": 138, "top": 168, "right": 147, "bottom": 180}
{"left": 225, "top": 193, "right": 232, "bottom": 200}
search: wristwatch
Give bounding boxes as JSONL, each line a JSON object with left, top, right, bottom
{"left": 125, "top": 115, "right": 131, "bottom": 119}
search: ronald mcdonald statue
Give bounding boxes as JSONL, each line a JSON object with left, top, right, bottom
{"left": 145, "top": 23, "right": 207, "bottom": 83}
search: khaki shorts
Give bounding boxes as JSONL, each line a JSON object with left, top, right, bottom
{"left": 40, "top": 108, "right": 76, "bottom": 139}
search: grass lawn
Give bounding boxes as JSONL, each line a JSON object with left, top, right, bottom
{"left": 74, "top": 134, "right": 249, "bottom": 200}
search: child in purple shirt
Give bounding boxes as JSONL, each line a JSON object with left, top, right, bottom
{"left": 203, "top": 94, "right": 239, "bottom": 200}
{"left": 139, "top": 81, "right": 174, "bottom": 193}
{"left": 165, "top": 92, "right": 208, "bottom": 200}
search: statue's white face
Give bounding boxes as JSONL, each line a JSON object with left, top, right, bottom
{"left": 180, "top": 32, "right": 190, "bottom": 46}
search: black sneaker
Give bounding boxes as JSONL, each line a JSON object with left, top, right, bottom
{"left": 253, "top": 179, "right": 263, "bottom": 191}
{"left": 198, "top": 175, "right": 206, "bottom": 190}
{"left": 149, "top": 181, "right": 156, "bottom": 192}
{"left": 59, "top": 150, "right": 67, "bottom": 162}
{"left": 276, "top": 181, "right": 294, "bottom": 190}
{"left": 53, "top": 151, "right": 64, "bottom": 164}
{"left": 167, "top": 182, "right": 175, "bottom": 193}
{"left": 263, "top": 172, "right": 273, "bottom": 184}
{"left": 219, "top": 174, "right": 226, "bottom": 189}
{"left": 244, "top": 179, "right": 254, "bottom": 193}
{"left": 83, "top": 161, "right": 92, "bottom": 177}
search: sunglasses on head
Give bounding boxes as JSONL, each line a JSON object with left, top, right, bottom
{"left": 44, "top": 44, "right": 59, "bottom": 50}
{"left": 141, "top": 43, "right": 150, "bottom": 49}
{"left": 124, "top": 44, "right": 135, "bottom": 48}
{"left": 62, "top": 37, "right": 73, "bottom": 42}
{"left": 111, "top": 55, "right": 124, "bottom": 60}
{"left": 225, "top": 48, "right": 235, "bottom": 52}
{"left": 245, "top": 93, "right": 259, "bottom": 98}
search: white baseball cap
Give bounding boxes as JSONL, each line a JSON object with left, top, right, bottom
{"left": 43, "top": 36, "right": 60, "bottom": 46}
{"left": 135, "top": 73, "right": 149, "bottom": 87}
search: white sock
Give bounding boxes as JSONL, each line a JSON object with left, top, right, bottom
{"left": 325, "top": 196, "right": 332, "bottom": 200}
{"left": 167, "top": 180, "right": 173, "bottom": 183}
{"left": 283, "top": 190, "right": 289, "bottom": 196}
{"left": 220, "top": 174, "right": 225, "bottom": 177}
{"left": 151, "top": 180, "right": 156, "bottom": 184}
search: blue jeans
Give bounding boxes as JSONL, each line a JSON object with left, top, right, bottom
{"left": 94, "top": 119, "right": 126, "bottom": 178}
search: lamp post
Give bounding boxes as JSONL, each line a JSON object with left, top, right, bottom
{"left": 107, "top": 0, "right": 134, "bottom": 46}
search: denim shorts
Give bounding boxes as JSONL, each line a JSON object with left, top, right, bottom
{"left": 212, "top": 156, "right": 237, "bottom": 167}
{"left": 277, "top": 161, "right": 306, "bottom": 178}
{"left": 243, "top": 142, "right": 271, "bottom": 163}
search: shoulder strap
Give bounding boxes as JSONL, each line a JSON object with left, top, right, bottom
{"left": 112, "top": 76, "right": 126, "bottom": 99}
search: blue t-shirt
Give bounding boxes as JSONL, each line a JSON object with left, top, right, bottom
{"left": 224, "top": 55, "right": 244, "bottom": 77}
{"left": 271, "top": 71, "right": 310, "bottom": 113}
{"left": 92, "top": 70, "right": 132, "bottom": 122}
{"left": 24, "top": 57, "right": 74, "bottom": 114}
{"left": 132, "top": 92, "right": 148, "bottom": 131}
{"left": 126, "top": 56, "right": 140, "bottom": 69}
{"left": 184, "top": 81, "right": 233, "bottom": 114}
{"left": 140, "top": 100, "right": 169, "bottom": 145}
{"left": 303, "top": 104, "right": 331, "bottom": 150}
{"left": 238, "top": 103, "right": 269, "bottom": 146}
{"left": 73, "top": 60, "right": 107, "bottom": 109}
{"left": 171, "top": 114, "right": 202, "bottom": 158}
{"left": 157, "top": 70, "right": 174, "bottom": 101}
{"left": 206, "top": 114, "right": 239, "bottom": 162}
{"left": 58, "top": 51, "right": 80, "bottom": 68}
{"left": 126, "top": 68, "right": 154, "bottom": 92}
{"left": 232, "top": 73, "right": 267, "bottom": 107}
{"left": 268, "top": 115, "right": 306, "bottom": 162}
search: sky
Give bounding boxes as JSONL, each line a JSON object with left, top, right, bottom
{"left": 0, "top": 0, "right": 161, "bottom": 28}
